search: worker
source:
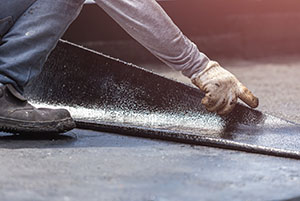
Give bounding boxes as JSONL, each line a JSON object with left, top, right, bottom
{"left": 0, "top": 0, "right": 258, "bottom": 134}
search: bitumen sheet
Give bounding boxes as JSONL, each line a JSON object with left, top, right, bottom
{"left": 24, "top": 40, "right": 300, "bottom": 160}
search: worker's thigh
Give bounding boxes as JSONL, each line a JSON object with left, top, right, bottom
{"left": 0, "top": 0, "right": 37, "bottom": 38}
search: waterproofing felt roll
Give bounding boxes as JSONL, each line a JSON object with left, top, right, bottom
{"left": 25, "top": 40, "right": 300, "bottom": 160}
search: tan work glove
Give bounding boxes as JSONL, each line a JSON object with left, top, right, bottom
{"left": 191, "top": 61, "right": 259, "bottom": 115}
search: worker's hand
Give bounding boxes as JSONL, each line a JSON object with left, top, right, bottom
{"left": 191, "top": 61, "right": 259, "bottom": 115}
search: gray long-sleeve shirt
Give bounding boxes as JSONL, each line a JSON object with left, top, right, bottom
{"left": 95, "top": 0, "right": 210, "bottom": 78}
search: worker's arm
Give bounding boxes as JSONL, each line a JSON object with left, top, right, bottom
{"left": 95, "top": 0, "right": 258, "bottom": 114}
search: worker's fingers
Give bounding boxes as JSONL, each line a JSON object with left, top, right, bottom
{"left": 201, "top": 94, "right": 218, "bottom": 110}
{"left": 206, "top": 95, "right": 227, "bottom": 112}
{"left": 201, "top": 82, "right": 228, "bottom": 112}
{"left": 217, "top": 94, "right": 238, "bottom": 115}
{"left": 237, "top": 82, "right": 259, "bottom": 108}
{"left": 200, "top": 83, "right": 219, "bottom": 109}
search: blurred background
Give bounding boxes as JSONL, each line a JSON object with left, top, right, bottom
{"left": 63, "top": 0, "right": 300, "bottom": 63}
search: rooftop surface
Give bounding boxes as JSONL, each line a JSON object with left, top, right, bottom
{"left": 1, "top": 57, "right": 300, "bottom": 201}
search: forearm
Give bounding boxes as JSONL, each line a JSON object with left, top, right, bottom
{"left": 95, "top": 0, "right": 210, "bottom": 77}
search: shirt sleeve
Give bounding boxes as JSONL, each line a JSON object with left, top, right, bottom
{"left": 94, "top": 0, "right": 210, "bottom": 78}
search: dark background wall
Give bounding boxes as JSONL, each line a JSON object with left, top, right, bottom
{"left": 63, "top": 0, "right": 300, "bottom": 63}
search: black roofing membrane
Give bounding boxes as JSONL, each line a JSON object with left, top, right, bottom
{"left": 24, "top": 40, "right": 300, "bottom": 159}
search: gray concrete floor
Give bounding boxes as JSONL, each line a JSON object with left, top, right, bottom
{"left": 1, "top": 57, "right": 300, "bottom": 201}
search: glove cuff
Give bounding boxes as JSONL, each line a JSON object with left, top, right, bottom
{"left": 191, "top": 61, "right": 220, "bottom": 82}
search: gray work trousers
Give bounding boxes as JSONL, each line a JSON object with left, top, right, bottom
{"left": 0, "top": 0, "right": 210, "bottom": 92}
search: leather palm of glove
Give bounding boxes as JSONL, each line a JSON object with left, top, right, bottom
{"left": 191, "top": 61, "right": 259, "bottom": 115}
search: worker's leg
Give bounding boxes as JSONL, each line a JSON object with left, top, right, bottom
{"left": 0, "top": 0, "right": 36, "bottom": 31}
{"left": 0, "top": 0, "right": 85, "bottom": 133}
{"left": 94, "top": 0, "right": 210, "bottom": 78}
{"left": 0, "top": 0, "right": 85, "bottom": 92}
